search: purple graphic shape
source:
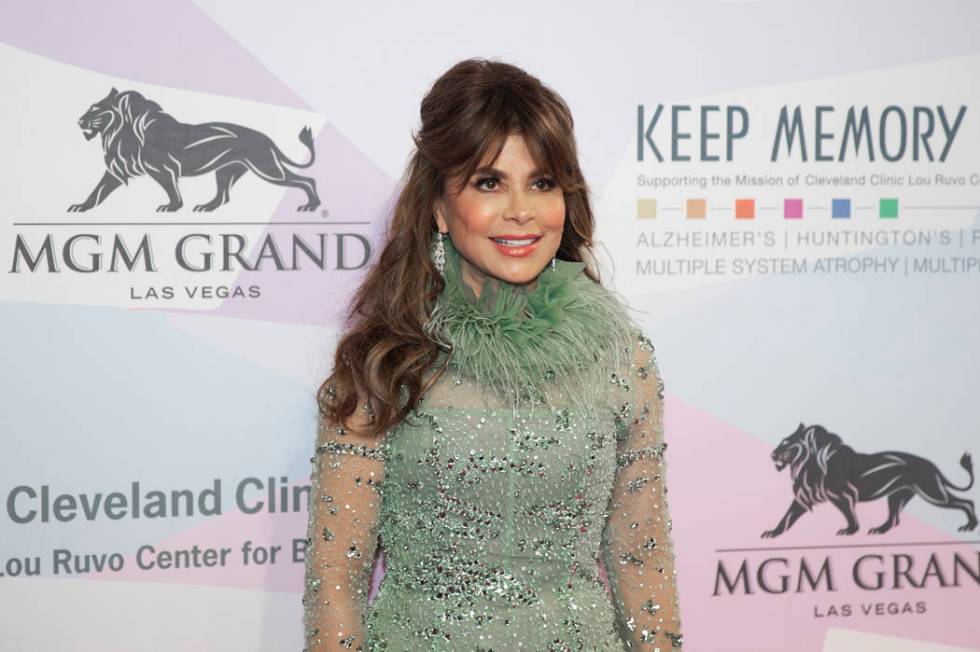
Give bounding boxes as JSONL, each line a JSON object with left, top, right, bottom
{"left": 0, "top": 0, "right": 305, "bottom": 109}
{"left": 211, "top": 123, "right": 393, "bottom": 327}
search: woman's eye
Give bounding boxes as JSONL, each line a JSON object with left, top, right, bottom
{"left": 475, "top": 176, "right": 556, "bottom": 192}
{"left": 475, "top": 176, "right": 498, "bottom": 191}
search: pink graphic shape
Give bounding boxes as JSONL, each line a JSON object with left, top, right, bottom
{"left": 784, "top": 198, "right": 804, "bottom": 219}
{"left": 74, "top": 394, "right": 980, "bottom": 652}
{"left": 667, "top": 396, "right": 980, "bottom": 652}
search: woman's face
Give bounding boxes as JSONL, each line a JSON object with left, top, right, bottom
{"left": 434, "top": 133, "right": 565, "bottom": 297}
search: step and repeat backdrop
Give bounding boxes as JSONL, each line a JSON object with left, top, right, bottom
{"left": 2, "top": 2, "right": 979, "bottom": 651}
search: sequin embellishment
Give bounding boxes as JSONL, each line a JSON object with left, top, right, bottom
{"left": 303, "top": 253, "right": 682, "bottom": 650}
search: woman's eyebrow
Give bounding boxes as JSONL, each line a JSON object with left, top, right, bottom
{"left": 472, "top": 166, "right": 549, "bottom": 179}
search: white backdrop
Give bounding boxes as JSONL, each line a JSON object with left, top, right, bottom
{"left": 2, "top": 2, "right": 979, "bottom": 650}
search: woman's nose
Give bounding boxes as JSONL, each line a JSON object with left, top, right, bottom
{"left": 505, "top": 191, "right": 534, "bottom": 221}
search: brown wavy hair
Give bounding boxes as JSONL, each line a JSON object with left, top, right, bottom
{"left": 317, "top": 57, "right": 603, "bottom": 438}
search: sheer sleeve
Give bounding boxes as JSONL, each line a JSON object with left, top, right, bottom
{"left": 302, "top": 389, "right": 387, "bottom": 652}
{"left": 601, "top": 331, "right": 683, "bottom": 650}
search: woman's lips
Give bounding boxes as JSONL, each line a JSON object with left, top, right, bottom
{"left": 489, "top": 235, "right": 541, "bottom": 257}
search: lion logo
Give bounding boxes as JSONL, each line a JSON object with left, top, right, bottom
{"left": 69, "top": 87, "right": 320, "bottom": 213}
{"left": 762, "top": 423, "right": 977, "bottom": 537}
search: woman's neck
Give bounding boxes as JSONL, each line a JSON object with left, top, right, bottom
{"left": 458, "top": 256, "right": 540, "bottom": 299}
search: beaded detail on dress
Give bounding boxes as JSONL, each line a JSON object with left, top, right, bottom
{"left": 302, "top": 240, "right": 683, "bottom": 651}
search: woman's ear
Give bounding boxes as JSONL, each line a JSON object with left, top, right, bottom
{"left": 433, "top": 198, "right": 449, "bottom": 233}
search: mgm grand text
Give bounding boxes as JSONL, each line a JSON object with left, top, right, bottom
{"left": 8, "top": 231, "right": 371, "bottom": 273}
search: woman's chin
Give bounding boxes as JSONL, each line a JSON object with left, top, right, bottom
{"left": 487, "top": 262, "right": 548, "bottom": 285}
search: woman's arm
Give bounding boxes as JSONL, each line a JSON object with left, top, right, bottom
{"left": 601, "top": 331, "right": 683, "bottom": 650}
{"left": 302, "top": 396, "right": 387, "bottom": 652}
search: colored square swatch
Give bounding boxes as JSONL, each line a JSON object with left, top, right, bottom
{"left": 686, "top": 198, "right": 706, "bottom": 219}
{"left": 832, "top": 198, "right": 851, "bottom": 218}
{"left": 880, "top": 198, "right": 898, "bottom": 218}
{"left": 784, "top": 198, "right": 803, "bottom": 219}
{"left": 735, "top": 198, "right": 755, "bottom": 219}
{"left": 637, "top": 198, "right": 657, "bottom": 219}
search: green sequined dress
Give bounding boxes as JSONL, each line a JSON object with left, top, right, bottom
{"left": 303, "top": 238, "right": 683, "bottom": 651}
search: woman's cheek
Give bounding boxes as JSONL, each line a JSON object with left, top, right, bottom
{"left": 457, "top": 194, "right": 501, "bottom": 227}
{"left": 540, "top": 196, "right": 565, "bottom": 228}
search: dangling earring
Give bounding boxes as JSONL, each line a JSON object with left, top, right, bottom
{"left": 550, "top": 256, "right": 556, "bottom": 271}
{"left": 432, "top": 230, "right": 446, "bottom": 275}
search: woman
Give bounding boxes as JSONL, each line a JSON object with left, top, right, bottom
{"left": 302, "top": 58, "right": 683, "bottom": 651}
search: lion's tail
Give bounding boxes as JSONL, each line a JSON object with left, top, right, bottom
{"left": 276, "top": 126, "right": 316, "bottom": 169}
{"left": 943, "top": 452, "right": 975, "bottom": 492}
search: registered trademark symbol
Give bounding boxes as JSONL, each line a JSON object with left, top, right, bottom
{"left": 320, "top": 209, "right": 329, "bottom": 218}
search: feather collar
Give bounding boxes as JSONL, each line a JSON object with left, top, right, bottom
{"left": 423, "top": 236, "right": 638, "bottom": 411}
